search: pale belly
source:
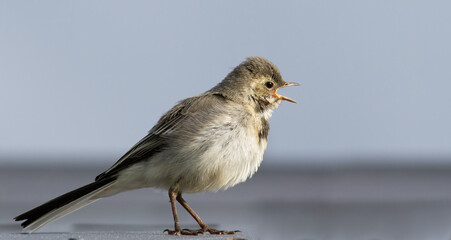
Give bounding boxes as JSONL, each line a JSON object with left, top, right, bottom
{"left": 112, "top": 112, "right": 269, "bottom": 194}
{"left": 177, "top": 125, "right": 268, "bottom": 192}
{"left": 113, "top": 125, "right": 266, "bottom": 194}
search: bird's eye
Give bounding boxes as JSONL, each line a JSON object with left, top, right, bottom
{"left": 265, "top": 81, "right": 274, "bottom": 88}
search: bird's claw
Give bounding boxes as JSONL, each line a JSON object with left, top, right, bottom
{"left": 164, "top": 228, "right": 202, "bottom": 235}
{"left": 204, "top": 227, "right": 240, "bottom": 235}
{"left": 164, "top": 227, "right": 239, "bottom": 235}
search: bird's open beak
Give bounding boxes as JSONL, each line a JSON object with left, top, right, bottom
{"left": 273, "top": 82, "right": 300, "bottom": 103}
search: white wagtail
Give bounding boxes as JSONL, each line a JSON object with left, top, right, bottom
{"left": 15, "top": 57, "right": 299, "bottom": 235}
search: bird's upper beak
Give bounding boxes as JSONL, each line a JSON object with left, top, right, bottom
{"left": 273, "top": 82, "right": 300, "bottom": 103}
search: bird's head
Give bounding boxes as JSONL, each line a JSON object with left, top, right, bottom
{"left": 212, "top": 57, "right": 299, "bottom": 113}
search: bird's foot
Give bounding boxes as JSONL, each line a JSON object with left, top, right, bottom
{"left": 203, "top": 227, "right": 240, "bottom": 235}
{"left": 164, "top": 228, "right": 202, "bottom": 236}
{"left": 164, "top": 227, "right": 240, "bottom": 235}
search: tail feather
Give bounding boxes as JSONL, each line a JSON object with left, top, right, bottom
{"left": 15, "top": 177, "right": 117, "bottom": 232}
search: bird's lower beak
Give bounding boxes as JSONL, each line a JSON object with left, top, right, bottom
{"left": 273, "top": 82, "right": 300, "bottom": 103}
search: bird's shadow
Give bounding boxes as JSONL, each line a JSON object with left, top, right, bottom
{"left": 74, "top": 223, "right": 247, "bottom": 239}
{"left": 0, "top": 223, "right": 21, "bottom": 232}
{"left": 73, "top": 223, "right": 219, "bottom": 232}
{"left": 0, "top": 223, "right": 246, "bottom": 240}
{"left": 0, "top": 224, "right": 69, "bottom": 235}
{"left": 0, "top": 223, "right": 220, "bottom": 232}
{"left": 2, "top": 223, "right": 247, "bottom": 239}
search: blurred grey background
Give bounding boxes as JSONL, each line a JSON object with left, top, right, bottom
{"left": 1, "top": 0, "right": 450, "bottom": 167}
{"left": 1, "top": 1, "right": 451, "bottom": 240}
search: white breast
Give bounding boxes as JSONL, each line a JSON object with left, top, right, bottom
{"left": 191, "top": 121, "right": 267, "bottom": 192}
{"left": 114, "top": 108, "right": 270, "bottom": 194}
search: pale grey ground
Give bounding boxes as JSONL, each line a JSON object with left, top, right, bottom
{"left": 1, "top": 162, "right": 451, "bottom": 240}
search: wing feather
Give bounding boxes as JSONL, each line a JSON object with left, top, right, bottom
{"left": 95, "top": 93, "right": 227, "bottom": 181}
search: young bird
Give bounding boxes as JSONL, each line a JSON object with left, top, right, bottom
{"left": 15, "top": 57, "right": 299, "bottom": 235}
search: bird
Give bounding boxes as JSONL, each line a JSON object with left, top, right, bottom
{"left": 14, "top": 56, "right": 299, "bottom": 235}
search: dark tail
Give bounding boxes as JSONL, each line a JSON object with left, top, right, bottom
{"left": 14, "top": 176, "right": 117, "bottom": 232}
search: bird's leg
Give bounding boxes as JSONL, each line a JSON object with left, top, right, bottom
{"left": 164, "top": 187, "right": 201, "bottom": 235}
{"left": 176, "top": 193, "right": 240, "bottom": 235}
{"left": 163, "top": 187, "right": 182, "bottom": 235}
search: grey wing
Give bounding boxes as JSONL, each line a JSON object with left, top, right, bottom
{"left": 94, "top": 93, "right": 221, "bottom": 181}
{"left": 94, "top": 133, "right": 166, "bottom": 181}
{"left": 95, "top": 101, "right": 189, "bottom": 181}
